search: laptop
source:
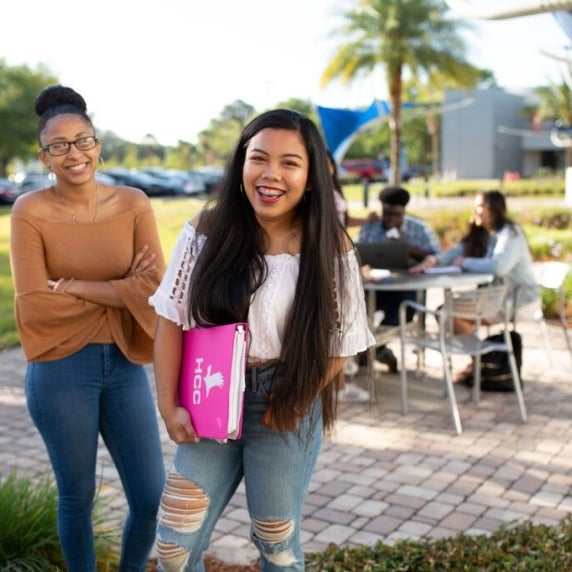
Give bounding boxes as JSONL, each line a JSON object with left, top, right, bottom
{"left": 355, "top": 241, "right": 413, "bottom": 270}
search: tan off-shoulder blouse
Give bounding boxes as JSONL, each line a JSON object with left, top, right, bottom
{"left": 10, "top": 188, "right": 164, "bottom": 363}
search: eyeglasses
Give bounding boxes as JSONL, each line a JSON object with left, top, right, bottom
{"left": 41, "top": 136, "right": 99, "bottom": 156}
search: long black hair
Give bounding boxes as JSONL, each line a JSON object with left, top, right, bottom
{"left": 483, "top": 190, "right": 515, "bottom": 232}
{"left": 461, "top": 192, "right": 489, "bottom": 258}
{"left": 190, "top": 109, "right": 349, "bottom": 432}
{"left": 327, "top": 150, "right": 348, "bottom": 228}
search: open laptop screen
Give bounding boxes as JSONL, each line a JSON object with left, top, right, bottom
{"left": 355, "top": 242, "right": 412, "bottom": 270}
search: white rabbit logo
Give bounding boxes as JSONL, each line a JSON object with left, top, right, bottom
{"left": 204, "top": 365, "right": 225, "bottom": 397}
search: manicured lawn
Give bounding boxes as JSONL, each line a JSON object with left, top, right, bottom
{"left": 1, "top": 192, "right": 570, "bottom": 350}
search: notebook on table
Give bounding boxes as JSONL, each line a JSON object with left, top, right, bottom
{"left": 355, "top": 241, "right": 412, "bottom": 270}
{"left": 178, "top": 323, "right": 248, "bottom": 441}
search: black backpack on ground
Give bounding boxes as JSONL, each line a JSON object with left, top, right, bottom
{"left": 464, "top": 331, "right": 523, "bottom": 392}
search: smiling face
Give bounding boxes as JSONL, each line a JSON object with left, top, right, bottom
{"left": 38, "top": 113, "right": 101, "bottom": 187}
{"left": 242, "top": 128, "right": 309, "bottom": 226}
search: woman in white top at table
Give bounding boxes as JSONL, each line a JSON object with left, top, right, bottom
{"left": 411, "top": 190, "right": 540, "bottom": 335}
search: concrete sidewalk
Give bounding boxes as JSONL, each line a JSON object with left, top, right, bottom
{"left": 1, "top": 317, "right": 571, "bottom": 565}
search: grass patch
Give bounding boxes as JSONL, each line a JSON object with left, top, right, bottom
{"left": 1, "top": 192, "right": 570, "bottom": 350}
{"left": 0, "top": 208, "right": 17, "bottom": 349}
{"left": 147, "top": 196, "right": 203, "bottom": 257}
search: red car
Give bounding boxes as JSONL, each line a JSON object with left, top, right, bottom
{"left": 341, "top": 159, "right": 385, "bottom": 181}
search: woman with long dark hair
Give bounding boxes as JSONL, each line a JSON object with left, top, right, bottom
{"left": 150, "top": 109, "right": 374, "bottom": 570}
{"left": 413, "top": 190, "right": 540, "bottom": 333}
{"left": 411, "top": 191, "right": 490, "bottom": 273}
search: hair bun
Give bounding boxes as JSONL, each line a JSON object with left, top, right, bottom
{"left": 34, "top": 85, "right": 87, "bottom": 117}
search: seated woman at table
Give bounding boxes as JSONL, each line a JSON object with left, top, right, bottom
{"left": 411, "top": 191, "right": 489, "bottom": 274}
{"left": 411, "top": 190, "right": 540, "bottom": 335}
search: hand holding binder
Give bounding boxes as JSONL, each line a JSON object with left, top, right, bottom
{"left": 178, "top": 323, "right": 248, "bottom": 441}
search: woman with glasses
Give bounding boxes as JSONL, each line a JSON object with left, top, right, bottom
{"left": 9, "top": 84, "right": 166, "bottom": 571}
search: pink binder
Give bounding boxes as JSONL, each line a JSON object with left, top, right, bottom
{"left": 178, "top": 323, "right": 248, "bottom": 440}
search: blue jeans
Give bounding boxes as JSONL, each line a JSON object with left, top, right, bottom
{"left": 156, "top": 364, "right": 323, "bottom": 572}
{"left": 26, "top": 344, "right": 165, "bottom": 572}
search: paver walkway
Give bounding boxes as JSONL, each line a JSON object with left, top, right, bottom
{"left": 1, "top": 311, "right": 571, "bottom": 564}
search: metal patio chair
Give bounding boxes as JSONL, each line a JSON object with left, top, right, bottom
{"left": 526, "top": 261, "right": 572, "bottom": 365}
{"left": 399, "top": 284, "right": 527, "bottom": 435}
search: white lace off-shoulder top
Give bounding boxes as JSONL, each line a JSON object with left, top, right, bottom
{"left": 149, "top": 221, "right": 375, "bottom": 362}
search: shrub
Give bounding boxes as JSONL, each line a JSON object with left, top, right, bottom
{"left": 0, "top": 471, "right": 64, "bottom": 571}
{"left": 305, "top": 516, "right": 572, "bottom": 571}
{"left": 0, "top": 470, "right": 121, "bottom": 571}
{"left": 531, "top": 209, "right": 572, "bottom": 230}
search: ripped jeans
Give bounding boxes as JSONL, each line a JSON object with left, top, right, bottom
{"left": 156, "top": 364, "right": 323, "bottom": 572}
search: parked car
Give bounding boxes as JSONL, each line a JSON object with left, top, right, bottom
{"left": 95, "top": 172, "right": 117, "bottom": 186}
{"left": 183, "top": 171, "right": 208, "bottom": 195}
{"left": 341, "top": 159, "right": 385, "bottom": 182}
{"left": 191, "top": 166, "right": 224, "bottom": 194}
{"left": 103, "top": 168, "right": 170, "bottom": 197}
{"left": 0, "top": 178, "right": 20, "bottom": 205}
{"left": 17, "top": 172, "right": 55, "bottom": 194}
{"left": 140, "top": 168, "right": 206, "bottom": 196}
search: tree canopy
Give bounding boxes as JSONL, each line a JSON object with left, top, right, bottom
{"left": 0, "top": 60, "right": 58, "bottom": 176}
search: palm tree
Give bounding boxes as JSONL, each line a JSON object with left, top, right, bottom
{"left": 321, "top": 0, "right": 482, "bottom": 184}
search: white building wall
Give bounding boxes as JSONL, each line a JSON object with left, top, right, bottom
{"left": 441, "top": 88, "right": 558, "bottom": 179}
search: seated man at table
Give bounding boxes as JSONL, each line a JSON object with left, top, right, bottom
{"left": 357, "top": 185, "right": 441, "bottom": 372}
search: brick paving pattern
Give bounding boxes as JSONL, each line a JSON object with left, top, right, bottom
{"left": 1, "top": 306, "right": 571, "bottom": 564}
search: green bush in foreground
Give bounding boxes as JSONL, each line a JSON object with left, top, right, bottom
{"left": 305, "top": 516, "right": 572, "bottom": 571}
{"left": 0, "top": 470, "right": 120, "bottom": 571}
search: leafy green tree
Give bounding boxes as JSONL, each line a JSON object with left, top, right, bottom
{"left": 219, "top": 99, "right": 256, "bottom": 130}
{"left": 137, "top": 133, "right": 165, "bottom": 166}
{"left": 197, "top": 100, "right": 256, "bottom": 164}
{"left": 98, "top": 130, "right": 131, "bottom": 167}
{"left": 274, "top": 98, "right": 315, "bottom": 118}
{"left": 533, "top": 79, "right": 572, "bottom": 166}
{"left": 321, "top": 0, "right": 480, "bottom": 184}
{"left": 346, "top": 123, "right": 390, "bottom": 161}
{"left": 402, "top": 114, "right": 431, "bottom": 169}
{"left": 122, "top": 144, "right": 140, "bottom": 169}
{"left": 164, "top": 141, "right": 199, "bottom": 171}
{"left": 0, "top": 60, "right": 58, "bottom": 176}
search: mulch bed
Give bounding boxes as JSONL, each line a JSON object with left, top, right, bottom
{"left": 148, "top": 556, "right": 260, "bottom": 571}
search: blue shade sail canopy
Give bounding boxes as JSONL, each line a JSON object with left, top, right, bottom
{"left": 315, "top": 100, "right": 423, "bottom": 164}
{"left": 553, "top": 10, "right": 572, "bottom": 41}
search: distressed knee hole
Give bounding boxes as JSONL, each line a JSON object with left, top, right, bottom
{"left": 159, "top": 471, "right": 209, "bottom": 533}
{"left": 156, "top": 538, "right": 190, "bottom": 572}
{"left": 252, "top": 517, "right": 294, "bottom": 543}
{"left": 252, "top": 518, "right": 296, "bottom": 566}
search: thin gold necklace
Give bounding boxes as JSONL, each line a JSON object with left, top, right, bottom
{"left": 52, "top": 186, "right": 100, "bottom": 223}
